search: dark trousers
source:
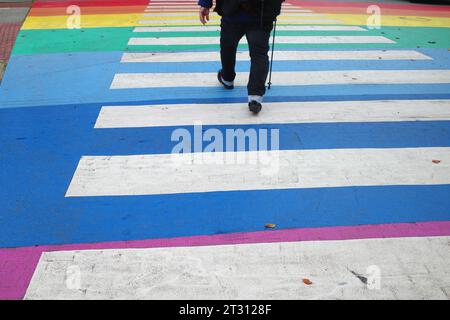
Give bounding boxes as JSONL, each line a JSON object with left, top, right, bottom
{"left": 220, "top": 19, "right": 273, "bottom": 97}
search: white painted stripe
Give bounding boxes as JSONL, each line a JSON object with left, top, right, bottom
{"left": 281, "top": 9, "right": 313, "bottom": 12}
{"left": 137, "top": 19, "right": 343, "bottom": 25}
{"left": 143, "top": 8, "right": 312, "bottom": 12}
{"left": 146, "top": 4, "right": 199, "bottom": 6}
{"left": 148, "top": 1, "right": 201, "bottom": 3}
{"left": 144, "top": 0, "right": 221, "bottom": 1}
{"left": 144, "top": 6, "right": 196, "bottom": 8}
{"left": 146, "top": 3, "right": 198, "bottom": 5}
{"left": 150, "top": 0, "right": 199, "bottom": 2}
{"left": 137, "top": 19, "right": 219, "bottom": 25}
{"left": 149, "top": 1, "right": 199, "bottom": 3}
{"left": 66, "top": 147, "right": 450, "bottom": 197}
{"left": 149, "top": 0, "right": 266, "bottom": 3}
{"left": 143, "top": 12, "right": 204, "bottom": 16}
{"left": 142, "top": 12, "right": 319, "bottom": 17}
{"left": 128, "top": 36, "right": 394, "bottom": 46}
{"left": 145, "top": 6, "right": 199, "bottom": 8}
{"left": 134, "top": 26, "right": 222, "bottom": 32}
{"left": 151, "top": 0, "right": 199, "bottom": 2}
{"left": 142, "top": 12, "right": 324, "bottom": 17}
{"left": 151, "top": 1, "right": 199, "bottom": 3}
{"left": 147, "top": 4, "right": 197, "bottom": 6}
{"left": 145, "top": 7, "right": 199, "bottom": 10}
{"left": 132, "top": 25, "right": 367, "bottom": 32}
{"left": 110, "top": 70, "right": 450, "bottom": 89}
{"left": 145, "top": 8, "right": 199, "bottom": 11}
{"left": 279, "top": 13, "right": 325, "bottom": 16}
{"left": 95, "top": 100, "right": 450, "bottom": 128}
{"left": 121, "top": 50, "right": 430, "bottom": 63}
{"left": 138, "top": 17, "right": 337, "bottom": 22}
{"left": 138, "top": 16, "right": 220, "bottom": 21}
{"left": 143, "top": 5, "right": 299, "bottom": 10}
{"left": 148, "top": 2, "right": 198, "bottom": 4}
{"left": 25, "top": 236, "right": 450, "bottom": 299}
{"left": 152, "top": 0, "right": 199, "bottom": 1}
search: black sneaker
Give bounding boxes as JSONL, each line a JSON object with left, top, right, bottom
{"left": 248, "top": 100, "right": 262, "bottom": 114}
{"left": 217, "top": 70, "right": 234, "bottom": 90}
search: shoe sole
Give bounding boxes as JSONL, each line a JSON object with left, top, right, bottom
{"left": 249, "top": 103, "right": 262, "bottom": 114}
{"left": 217, "top": 71, "right": 234, "bottom": 90}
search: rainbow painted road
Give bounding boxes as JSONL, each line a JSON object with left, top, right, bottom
{"left": 1, "top": 0, "right": 450, "bottom": 299}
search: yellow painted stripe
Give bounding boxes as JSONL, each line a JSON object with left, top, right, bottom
{"left": 22, "top": 13, "right": 450, "bottom": 30}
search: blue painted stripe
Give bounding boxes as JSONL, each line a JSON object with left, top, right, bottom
{"left": 1, "top": 104, "right": 450, "bottom": 247}
{"left": 2, "top": 49, "right": 450, "bottom": 108}
{"left": 2, "top": 82, "right": 450, "bottom": 109}
{"left": 92, "top": 120, "right": 450, "bottom": 154}
{"left": 115, "top": 47, "right": 450, "bottom": 74}
{"left": 3, "top": 93, "right": 450, "bottom": 110}
{"left": 104, "top": 84, "right": 450, "bottom": 105}
{"left": 2, "top": 104, "right": 450, "bottom": 155}
{"left": 1, "top": 183, "right": 450, "bottom": 248}
{"left": 117, "top": 58, "right": 450, "bottom": 73}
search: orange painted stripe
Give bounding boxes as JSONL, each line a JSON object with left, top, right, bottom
{"left": 29, "top": 6, "right": 148, "bottom": 16}
{"left": 29, "top": 6, "right": 450, "bottom": 19}
{"left": 32, "top": 0, "right": 149, "bottom": 8}
{"left": 308, "top": 6, "right": 450, "bottom": 18}
{"left": 293, "top": 0, "right": 450, "bottom": 12}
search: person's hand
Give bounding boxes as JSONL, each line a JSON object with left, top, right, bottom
{"left": 199, "top": 7, "right": 210, "bottom": 25}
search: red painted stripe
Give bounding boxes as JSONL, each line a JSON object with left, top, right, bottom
{"left": 32, "top": 0, "right": 150, "bottom": 8}
{"left": 27, "top": 6, "right": 450, "bottom": 18}
{"left": 292, "top": 0, "right": 450, "bottom": 12}
{"left": 27, "top": 7, "right": 450, "bottom": 18}
{"left": 1, "top": 220, "right": 449, "bottom": 299}
{"left": 310, "top": 6, "right": 450, "bottom": 18}
{"left": 28, "top": 6, "right": 148, "bottom": 16}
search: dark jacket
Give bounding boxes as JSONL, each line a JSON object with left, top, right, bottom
{"left": 198, "top": 0, "right": 283, "bottom": 23}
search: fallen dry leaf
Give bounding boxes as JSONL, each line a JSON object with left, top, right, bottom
{"left": 303, "top": 278, "right": 313, "bottom": 285}
{"left": 432, "top": 160, "right": 441, "bottom": 164}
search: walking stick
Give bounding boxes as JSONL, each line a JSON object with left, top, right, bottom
{"left": 267, "top": 18, "right": 277, "bottom": 90}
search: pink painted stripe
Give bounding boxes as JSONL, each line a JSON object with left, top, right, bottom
{"left": 1, "top": 221, "right": 449, "bottom": 300}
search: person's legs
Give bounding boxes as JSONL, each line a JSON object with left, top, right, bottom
{"left": 220, "top": 19, "right": 245, "bottom": 83}
{"left": 245, "top": 22, "right": 273, "bottom": 99}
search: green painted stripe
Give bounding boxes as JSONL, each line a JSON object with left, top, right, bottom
{"left": 11, "top": 26, "right": 450, "bottom": 55}
{"left": 125, "top": 30, "right": 373, "bottom": 38}
{"left": 12, "top": 27, "right": 134, "bottom": 55}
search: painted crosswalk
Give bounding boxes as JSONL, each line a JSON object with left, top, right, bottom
{"left": 133, "top": 25, "right": 368, "bottom": 32}
{"left": 94, "top": 100, "right": 450, "bottom": 128}
{"left": 66, "top": 147, "right": 450, "bottom": 197}
{"left": 127, "top": 35, "right": 395, "bottom": 46}
{"left": 1, "top": 0, "right": 450, "bottom": 300}
{"left": 110, "top": 70, "right": 450, "bottom": 89}
{"left": 143, "top": 12, "right": 321, "bottom": 16}
{"left": 24, "top": 236, "right": 450, "bottom": 299}
{"left": 97, "top": 0, "right": 450, "bottom": 219}
{"left": 121, "top": 50, "right": 431, "bottom": 62}
{"left": 137, "top": 19, "right": 344, "bottom": 25}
